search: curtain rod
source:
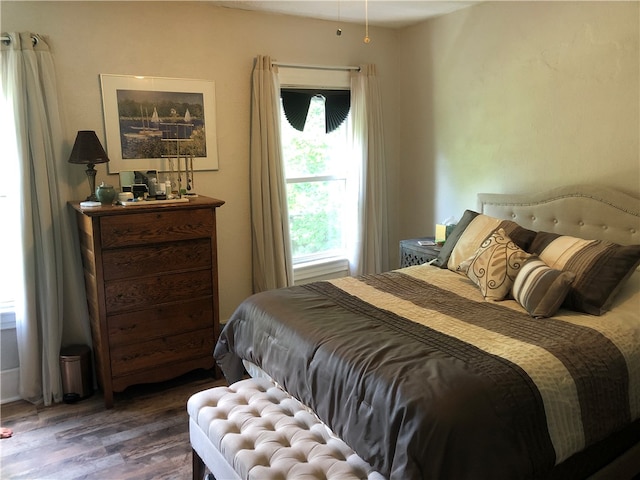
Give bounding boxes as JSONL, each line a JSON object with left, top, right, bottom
{"left": 272, "top": 61, "right": 359, "bottom": 72}
{"left": 1, "top": 34, "right": 39, "bottom": 45}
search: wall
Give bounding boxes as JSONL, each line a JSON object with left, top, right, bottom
{"left": 398, "top": 1, "right": 640, "bottom": 238}
{"left": 1, "top": 1, "right": 401, "bottom": 325}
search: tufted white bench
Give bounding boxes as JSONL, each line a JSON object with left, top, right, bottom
{"left": 187, "top": 377, "right": 384, "bottom": 480}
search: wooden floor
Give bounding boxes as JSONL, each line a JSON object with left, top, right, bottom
{"left": 0, "top": 370, "right": 225, "bottom": 480}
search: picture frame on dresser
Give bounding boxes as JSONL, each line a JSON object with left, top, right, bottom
{"left": 70, "top": 196, "right": 225, "bottom": 408}
{"left": 100, "top": 74, "right": 219, "bottom": 173}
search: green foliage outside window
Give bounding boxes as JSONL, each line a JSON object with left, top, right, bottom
{"left": 287, "top": 181, "right": 344, "bottom": 256}
{"left": 281, "top": 95, "right": 348, "bottom": 260}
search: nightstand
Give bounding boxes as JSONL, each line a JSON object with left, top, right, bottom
{"left": 400, "top": 237, "right": 441, "bottom": 267}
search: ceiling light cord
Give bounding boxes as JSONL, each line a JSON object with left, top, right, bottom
{"left": 364, "top": 0, "right": 371, "bottom": 43}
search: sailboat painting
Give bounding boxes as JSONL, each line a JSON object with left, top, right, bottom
{"left": 100, "top": 74, "right": 219, "bottom": 173}
{"left": 117, "top": 89, "right": 202, "bottom": 159}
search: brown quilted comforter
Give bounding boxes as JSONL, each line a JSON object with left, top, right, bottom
{"left": 215, "top": 266, "right": 639, "bottom": 479}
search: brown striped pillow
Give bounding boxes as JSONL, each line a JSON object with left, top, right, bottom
{"left": 512, "top": 257, "right": 576, "bottom": 318}
{"left": 457, "top": 228, "right": 531, "bottom": 300}
{"left": 529, "top": 232, "right": 640, "bottom": 315}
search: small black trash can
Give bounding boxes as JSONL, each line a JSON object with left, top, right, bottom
{"left": 60, "top": 345, "right": 93, "bottom": 403}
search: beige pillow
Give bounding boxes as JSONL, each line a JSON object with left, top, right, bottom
{"left": 458, "top": 228, "right": 531, "bottom": 301}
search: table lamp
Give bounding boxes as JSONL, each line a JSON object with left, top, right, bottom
{"left": 68, "top": 130, "right": 110, "bottom": 201}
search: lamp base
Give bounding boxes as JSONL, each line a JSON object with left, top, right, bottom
{"left": 85, "top": 164, "right": 97, "bottom": 202}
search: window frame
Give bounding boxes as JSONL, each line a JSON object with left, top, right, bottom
{"left": 277, "top": 67, "right": 352, "bottom": 275}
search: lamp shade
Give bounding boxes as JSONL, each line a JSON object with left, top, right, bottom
{"left": 68, "top": 130, "right": 110, "bottom": 165}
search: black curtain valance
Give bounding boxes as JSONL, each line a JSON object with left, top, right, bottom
{"left": 281, "top": 89, "right": 350, "bottom": 133}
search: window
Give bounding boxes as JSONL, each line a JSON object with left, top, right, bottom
{"left": 280, "top": 91, "right": 352, "bottom": 265}
{"left": 0, "top": 90, "right": 20, "bottom": 329}
{"left": 276, "top": 66, "right": 355, "bottom": 282}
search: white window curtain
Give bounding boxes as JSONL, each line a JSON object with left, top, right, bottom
{"left": 349, "top": 64, "right": 389, "bottom": 275}
{"left": 1, "top": 32, "right": 91, "bottom": 405}
{"left": 250, "top": 55, "right": 294, "bottom": 292}
{"left": 249, "top": 57, "right": 389, "bottom": 290}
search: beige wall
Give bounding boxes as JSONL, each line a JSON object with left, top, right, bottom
{"left": 2, "top": 1, "right": 639, "bottom": 328}
{"left": 1, "top": 1, "right": 401, "bottom": 324}
{"left": 398, "top": 1, "right": 640, "bottom": 239}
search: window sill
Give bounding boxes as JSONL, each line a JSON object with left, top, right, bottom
{"left": 293, "top": 257, "right": 349, "bottom": 285}
{"left": 1, "top": 310, "right": 16, "bottom": 330}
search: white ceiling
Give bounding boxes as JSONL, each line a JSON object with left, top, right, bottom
{"left": 210, "top": 1, "right": 478, "bottom": 29}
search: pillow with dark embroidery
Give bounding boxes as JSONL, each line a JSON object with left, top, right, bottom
{"left": 436, "top": 211, "right": 535, "bottom": 272}
{"left": 458, "top": 228, "right": 531, "bottom": 301}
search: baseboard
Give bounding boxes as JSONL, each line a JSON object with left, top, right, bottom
{"left": 1, "top": 367, "right": 20, "bottom": 404}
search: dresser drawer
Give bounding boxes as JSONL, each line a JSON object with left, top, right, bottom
{"left": 102, "top": 238, "right": 212, "bottom": 281}
{"left": 107, "top": 298, "right": 213, "bottom": 347}
{"left": 110, "top": 328, "right": 214, "bottom": 377}
{"left": 100, "top": 208, "right": 214, "bottom": 248}
{"left": 105, "top": 269, "right": 212, "bottom": 314}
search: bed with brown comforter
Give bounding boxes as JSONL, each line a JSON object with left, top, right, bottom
{"left": 215, "top": 185, "right": 640, "bottom": 479}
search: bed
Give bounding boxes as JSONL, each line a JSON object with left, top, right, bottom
{"left": 214, "top": 184, "right": 640, "bottom": 479}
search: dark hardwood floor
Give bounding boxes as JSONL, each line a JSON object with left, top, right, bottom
{"left": 0, "top": 370, "right": 225, "bottom": 480}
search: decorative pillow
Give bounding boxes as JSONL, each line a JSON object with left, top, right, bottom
{"left": 511, "top": 257, "right": 576, "bottom": 318}
{"left": 529, "top": 231, "right": 640, "bottom": 315}
{"left": 445, "top": 213, "right": 536, "bottom": 272}
{"left": 431, "top": 210, "right": 479, "bottom": 268}
{"left": 457, "top": 228, "right": 531, "bottom": 300}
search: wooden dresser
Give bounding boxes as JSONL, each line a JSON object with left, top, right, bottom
{"left": 71, "top": 196, "right": 225, "bottom": 407}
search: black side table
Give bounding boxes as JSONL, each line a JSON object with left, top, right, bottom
{"left": 400, "top": 237, "right": 441, "bottom": 267}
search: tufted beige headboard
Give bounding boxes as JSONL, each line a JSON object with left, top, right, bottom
{"left": 477, "top": 185, "right": 640, "bottom": 246}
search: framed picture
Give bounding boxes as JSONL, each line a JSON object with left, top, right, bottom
{"left": 100, "top": 74, "right": 219, "bottom": 173}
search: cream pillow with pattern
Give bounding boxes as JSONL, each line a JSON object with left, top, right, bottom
{"left": 444, "top": 213, "right": 536, "bottom": 272}
{"left": 458, "top": 228, "right": 531, "bottom": 301}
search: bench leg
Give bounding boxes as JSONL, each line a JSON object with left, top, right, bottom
{"left": 192, "top": 448, "right": 206, "bottom": 480}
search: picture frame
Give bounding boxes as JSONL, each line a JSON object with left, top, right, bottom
{"left": 100, "top": 74, "right": 219, "bottom": 173}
